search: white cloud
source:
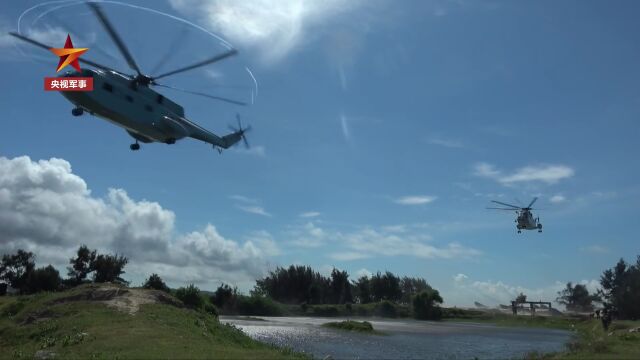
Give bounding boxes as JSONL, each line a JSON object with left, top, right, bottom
{"left": 449, "top": 276, "right": 601, "bottom": 308}
{"left": 339, "top": 228, "right": 480, "bottom": 260}
{"left": 356, "top": 268, "right": 372, "bottom": 278}
{"left": 286, "top": 221, "right": 480, "bottom": 261}
{"left": 453, "top": 273, "right": 468, "bottom": 283}
{"left": 299, "top": 211, "right": 321, "bottom": 218}
{"left": 340, "top": 113, "right": 351, "bottom": 142}
{"left": 427, "top": 136, "right": 463, "bottom": 148}
{"left": 288, "top": 222, "right": 326, "bottom": 248}
{"left": 329, "top": 252, "right": 369, "bottom": 261}
{"left": 580, "top": 245, "right": 609, "bottom": 254}
{"left": 232, "top": 146, "right": 266, "bottom": 157}
{"left": 229, "top": 194, "right": 257, "bottom": 203}
{"left": 394, "top": 195, "right": 437, "bottom": 205}
{"left": 169, "top": 0, "right": 370, "bottom": 62}
{"left": 230, "top": 194, "right": 271, "bottom": 217}
{"left": 0, "top": 155, "right": 276, "bottom": 290}
{"left": 550, "top": 194, "right": 566, "bottom": 203}
{"left": 474, "top": 162, "right": 574, "bottom": 185}
{"left": 237, "top": 205, "right": 272, "bottom": 217}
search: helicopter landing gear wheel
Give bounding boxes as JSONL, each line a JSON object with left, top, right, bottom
{"left": 517, "top": 230, "right": 522, "bottom": 234}
{"left": 71, "top": 107, "right": 84, "bottom": 116}
{"left": 130, "top": 142, "right": 140, "bottom": 151}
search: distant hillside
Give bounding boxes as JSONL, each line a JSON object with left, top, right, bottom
{"left": 0, "top": 284, "right": 304, "bottom": 359}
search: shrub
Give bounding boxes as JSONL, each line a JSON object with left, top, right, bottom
{"left": 175, "top": 284, "right": 203, "bottom": 309}
{"left": 204, "top": 302, "right": 218, "bottom": 317}
{"left": 412, "top": 289, "right": 443, "bottom": 320}
{"left": 143, "top": 274, "right": 169, "bottom": 292}
{"left": 25, "top": 265, "right": 61, "bottom": 294}
{"left": 237, "top": 295, "right": 282, "bottom": 316}
{"left": 92, "top": 254, "right": 129, "bottom": 285}
{"left": 311, "top": 305, "right": 339, "bottom": 317}
{"left": 375, "top": 300, "right": 397, "bottom": 317}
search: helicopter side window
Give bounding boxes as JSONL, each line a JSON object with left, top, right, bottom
{"left": 125, "top": 95, "right": 134, "bottom": 103}
{"left": 144, "top": 105, "right": 153, "bottom": 112}
{"left": 102, "top": 82, "right": 113, "bottom": 93}
{"left": 156, "top": 94, "right": 164, "bottom": 104}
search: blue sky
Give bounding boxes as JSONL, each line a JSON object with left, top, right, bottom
{"left": 0, "top": 0, "right": 639, "bottom": 307}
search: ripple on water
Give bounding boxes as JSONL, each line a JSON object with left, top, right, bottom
{"left": 225, "top": 318, "right": 572, "bottom": 360}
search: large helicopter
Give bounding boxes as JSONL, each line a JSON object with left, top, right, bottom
{"left": 488, "top": 197, "right": 543, "bottom": 233}
{"left": 9, "top": 2, "right": 250, "bottom": 151}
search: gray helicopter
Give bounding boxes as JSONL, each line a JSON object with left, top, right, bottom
{"left": 9, "top": 2, "right": 250, "bottom": 151}
{"left": 488, "top": 197, "right": 543, "bottom": 234}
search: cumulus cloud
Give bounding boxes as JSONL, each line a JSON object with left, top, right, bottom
{"left": 451, "top": 276, "right": 601, "bottom": 308}
{"left": 356, "top": 268, "right": 372, "bottom": 278}
{"left": 169, "top": 0, "right": 371, "bottom": 62}
{"left": 286, "top": 221, "right": 480, "bottom": 261}
{"left": 0, "top": 155, "right": 277, "bottom": 290}
{"left": 453, "top": 273, "right": 468, "bottom": 283}
{"left": 550, "top": 194, "right": 566, "bottom": 203}
{"left": 394, "top": 195, "right": 437, "bottom": 205}
{"left": 288, "top": 222, "right": 327, "bottom": 248}
{"left": 341, "top": 228, "right": 480, "bottom": 259}
{"left": 474, "top": 162, "right": 574, "bottom": 185}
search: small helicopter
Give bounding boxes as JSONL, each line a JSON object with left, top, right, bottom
{"left": 487, "top": 197, "right": 543, "bottom": 233}
{"left": 9, "top": 2, "right": 250, "bottom": 151}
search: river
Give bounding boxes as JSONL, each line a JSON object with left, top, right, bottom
{"left": 220, "top": 316, "right": 572, "bottom": 359}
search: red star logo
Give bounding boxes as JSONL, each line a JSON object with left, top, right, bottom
{"left": 49, "top": 34, "right": 88, "bottom": 72}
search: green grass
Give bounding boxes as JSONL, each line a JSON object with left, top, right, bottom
{"left": 322, "top": 320, "right": 382, "bottom": 334}
{"left": 0, "top": 285, "right": 307, "bottom": 359}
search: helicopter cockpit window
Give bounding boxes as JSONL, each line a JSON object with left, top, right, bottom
{"left": 102, "top": 82, "right": 113, "bottom": 93}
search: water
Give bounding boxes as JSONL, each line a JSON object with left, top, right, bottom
{"left": 221, "top": 316, "right": 573, "bottom": 359}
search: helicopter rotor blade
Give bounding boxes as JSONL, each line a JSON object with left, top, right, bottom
{"left": 8, "top": 32, "right": 123, "bottom": 74}
{"left": 149, "top": 25, "right": 189, "bottom": 75}
{"left": 151, "top": 48, "right": 238, "bottom": 81}
{"left": 490, "top": 200, "right": 521, "bottom": 209}
{"left": 528, "top": 197, "right": 538, "bottom": 208}
{"left": 486, "top": 207, "right": 520, "bottom": 211}
{"left": 87, "top": 1, "right": 142, "bottom": 76}
{"left": 46, "top": 10, "right": 118, "bottom": 63}
{"left": 153, "top": 83, "right": 246, "bottom": 106}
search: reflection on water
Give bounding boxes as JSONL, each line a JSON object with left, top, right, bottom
{"left": 221, "top": 316, "right": 572, "bottom": 360}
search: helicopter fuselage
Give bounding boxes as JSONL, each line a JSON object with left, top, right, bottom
{"left": 516, "top": 210, "right": 542, "bottom": 232}
{"left": 59, "top": 68, "right": 227, "bottom": 147}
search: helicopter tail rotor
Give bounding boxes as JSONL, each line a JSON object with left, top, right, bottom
{"left": 227, "top": 114, "right": 251, "bottom": 149}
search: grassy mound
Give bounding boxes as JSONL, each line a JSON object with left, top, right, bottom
{"left": 0, "top": 284, "right": 305, "bottom": 359}
{"left": 322, "top": 320, "right": 379, "bottom": 334}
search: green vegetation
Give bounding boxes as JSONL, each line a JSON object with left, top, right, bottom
{"left": 0, "top": 284, "right": 306, "bottom": 359}
{"left": 556, "top": 282, "right": 601, "bottom": 313}
{"left": 322, "top": 320, "right": 380, "bottom": 334}
{"left": 142, "top": 273, "right": 170, "bottom": 293}
{"left": 599, "top": 256, "right": 640, "bottom": 320}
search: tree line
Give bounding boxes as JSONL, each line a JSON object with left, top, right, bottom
{"left": 0, "top": 245, "right": 128, "bottom": 294}
{"left": 252, "top": 265, "right": 436, "bottom": 306}
{"left": 2, "top": 246, "right": 639, "bottom": 321}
